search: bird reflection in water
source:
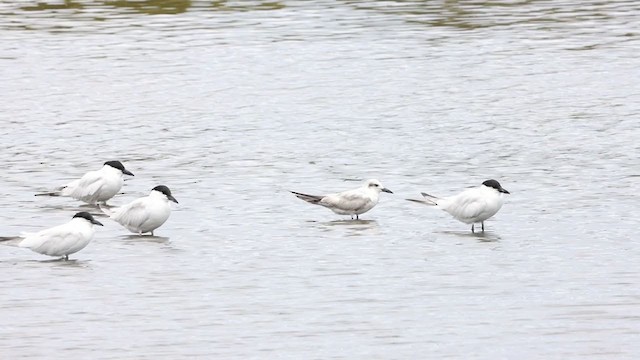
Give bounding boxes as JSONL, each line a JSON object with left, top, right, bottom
{"left": 307, "top": 219, "right": 380, "bottom": 237}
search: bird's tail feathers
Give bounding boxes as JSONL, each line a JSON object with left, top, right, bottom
{"left": 406, "top": 192, "right": 439, "bottom": 206}
{"left": 290, "top": 191, "right": 323, "bottom": 204}
{"left": 420, "top": 192, "right": 440, "bottom": 205}
{"left": 0, "top": 236, "right": 23, "bottom": 247}
{"left": 0, "top": 236, "right": 21, "bottom": 241}
{"left": 35, "top": 191, "right": 61, "bottom": 197}
{"left": 35, "top": 185, "right": 66, "bottom": 197}
{"left": 98, "top": 203, "right": 116, "bottom": 216}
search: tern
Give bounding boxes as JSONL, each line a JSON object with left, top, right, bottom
{"left": 291, "top": 179, "right": 393, "bottom": 220}
{"left": 407, "top": 179, "right": 510, "bottom": 233}
{"left": 0, "top": 212, "right": 103, "bottom": 260}
{"left": 100, "top": 185, "right": 178, "bottom": 236}
{"left": 36, "top": 160, "right": 134, "bottom": 205}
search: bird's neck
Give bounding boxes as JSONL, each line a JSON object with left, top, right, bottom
{"left": 103, "top": 165, "right": 121, "bottom": 175}
{"left": 149, "top": 191, "right": 168, "bottom": 202}
{"left": 70, "top": 218, "right": 93, "bottom": 228}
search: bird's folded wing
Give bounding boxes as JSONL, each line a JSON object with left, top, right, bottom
{"left": 19, "top": 225, "right": 77, "bottom": 254}
{"left": 290, "top": 191, "right": 324, "bottom": 204}
{"left": 448, "top": 195, "right": 487, "bottom": 221}
{"left": 112, "top": 200, "right": 151, "bottom": 228}
{"left": 65, "top": 171, "right": 105, "bottom": 199}
{"left": 320, "top": 191, "right": 369, "bottom": 211}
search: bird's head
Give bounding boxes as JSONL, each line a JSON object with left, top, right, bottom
{"left": 152, "top": 185, "right": 179, "bottom": 203}
{"left": 104, "top": 160, "right": 134, "bottom": 176}
{"left": 73, "top": 211, "right": 103, "bottom": 226}
{"left": 482, "top": 179, "right": 510, "bottom": 194}
{"left": 365, "top": 179, "right": 393, "bottom": 194}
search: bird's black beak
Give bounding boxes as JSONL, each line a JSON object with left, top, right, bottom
{"left": 92, "top": 219, "right": 104, "bottom": 226}
{"left": 123, "top": 169, "right": 134, "bottom": 176}
{"left": 168, "top": 195, "right": 179, "bottom": 204}
{"left": 382, "top": 188, "right": 393, "bottom": 194}
{"left": 500, "top": 188, "right": 510, "bottom": 194}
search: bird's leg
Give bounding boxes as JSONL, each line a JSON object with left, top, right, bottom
{"left": 151, "top": 231, "right": 154, "bottom": 236}
{"left": 64, "top": 255, "right": 69, "bottom": 261}
{"left": 356, "top": 214, "right": 359, "bottom": 220}
{"left": 471, "top": 224, "right": 475, "bottom": 233}
{"left": 481, "top": 222, "right": 485, "bottom": 232}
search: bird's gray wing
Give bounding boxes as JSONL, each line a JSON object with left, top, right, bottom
{"left": 319, "top": 191, "right": 370, "bottom": 212}
{"left": 290, "top": 191, "right": 324, "bottom": 204}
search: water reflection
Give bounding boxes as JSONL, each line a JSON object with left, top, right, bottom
{"left": 104, "top": 0, "right": 192, "bottom": 14}
{"left": 438, "top": 230, "right": 502, "bottom": 243}
{"left": 308, "top": 219, "right": 381, "bottom": 236}
{"left": 20, "top": 1, "right": 84, "bottom": 11}
{"left": 26, "top": 258, "right": 93, "bottom": 268}
{"left": 4, "top": 0, "right": 637, "bottom": 32}
{"left": 351, "top": 0, "right": 640, "bottom": 30}
{"left": 121, "top": 234, "right": 171, "bottom": 243}
{"left": 18, "top": 0, "right": 286, "bottom": 15}
{"left": 14, "top": 0, "right": 636, "bottom": 13}
{"left": 36, "top": 202, "right": 102, "bottom": 212}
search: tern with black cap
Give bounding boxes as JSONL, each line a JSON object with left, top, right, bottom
{"left": 0, "top": 212, "right": 103, "bottom": 260}
{"left": 100, "top": 185, "right": 178, "bottom": 236}
{"left": 36, "top": 160, "right": 135, "bottom": 205}
{"left": 407, "top": 179, "right": 510, "bottom": 232}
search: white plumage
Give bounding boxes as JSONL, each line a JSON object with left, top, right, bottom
{"left": 37, "top": 160, "right": 134, "bottom": 205}
{"left": 407, "top": 179, "right": 510, "bottom": 232}
{"left": 0, "top": 212, "right": 103, "bottom": 260}
{"left": 291, "top": 179, "right": 393, "bottom": 219}
{"left": 100, "top": 185, "right": 178, "bottom": 236}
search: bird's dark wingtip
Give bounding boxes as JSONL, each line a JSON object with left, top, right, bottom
{"left": 35, "top": 192, "right": 59, "bottom": 197}
{"left": 0, "top": 236, "right": 20, "bottom": 242}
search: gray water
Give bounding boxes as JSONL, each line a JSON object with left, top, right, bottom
{"left": 1, "top": 1, "right": 639, "bottom": 358}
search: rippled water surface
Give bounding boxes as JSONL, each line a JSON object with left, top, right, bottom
{"left": 1, "top": 1, "right": 639, "bottom": 358}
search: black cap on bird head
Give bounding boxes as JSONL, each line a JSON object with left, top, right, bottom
{"left": 73, "top": 211, "right": 104, "bottom": 226}
{"left": 104, "top": 160, "right": 134, "bottom": 176}
{"left": 482, "top": 179, "right": 510, "bottom": 194}
{"left": 152, "top": 185, "right": 179, "bottom": 204}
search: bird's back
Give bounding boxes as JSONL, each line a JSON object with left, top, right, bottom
{"left": 20, "top": 221, "right": 93, "bottom": 256}
{"left": 320, "top": 187, "right": 377, "bottom": 215}
{"left": 111, "top": 196, "right": 170, "bottom": 233}
{"left": 440, "top": 187, "right": 503, "bottom": 224}
{"left": 61, "top": 168, "right": 122, "bottom": 203}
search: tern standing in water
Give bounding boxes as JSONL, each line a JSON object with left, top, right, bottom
{"left": 407, "top": 179, "right": 510, "bottom": 233}
{"left": 36, "top": 160, "right": 134, "bottom": 205}
{"left": 291, "top": 179, "right": 393, "bottom": 220}
{"left": 100, "top": 185, "right": 178, "bottom": 236}
{"left": 0, "top": 212, "right": 103, "bottom": 260}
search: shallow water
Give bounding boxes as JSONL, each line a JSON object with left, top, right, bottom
{"left": 1, "top": 1, "right": 639, "bottom": 358}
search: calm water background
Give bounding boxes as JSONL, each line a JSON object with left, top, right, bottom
{"left": 1, "top": 1, "right": 639, "bottom": 358}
